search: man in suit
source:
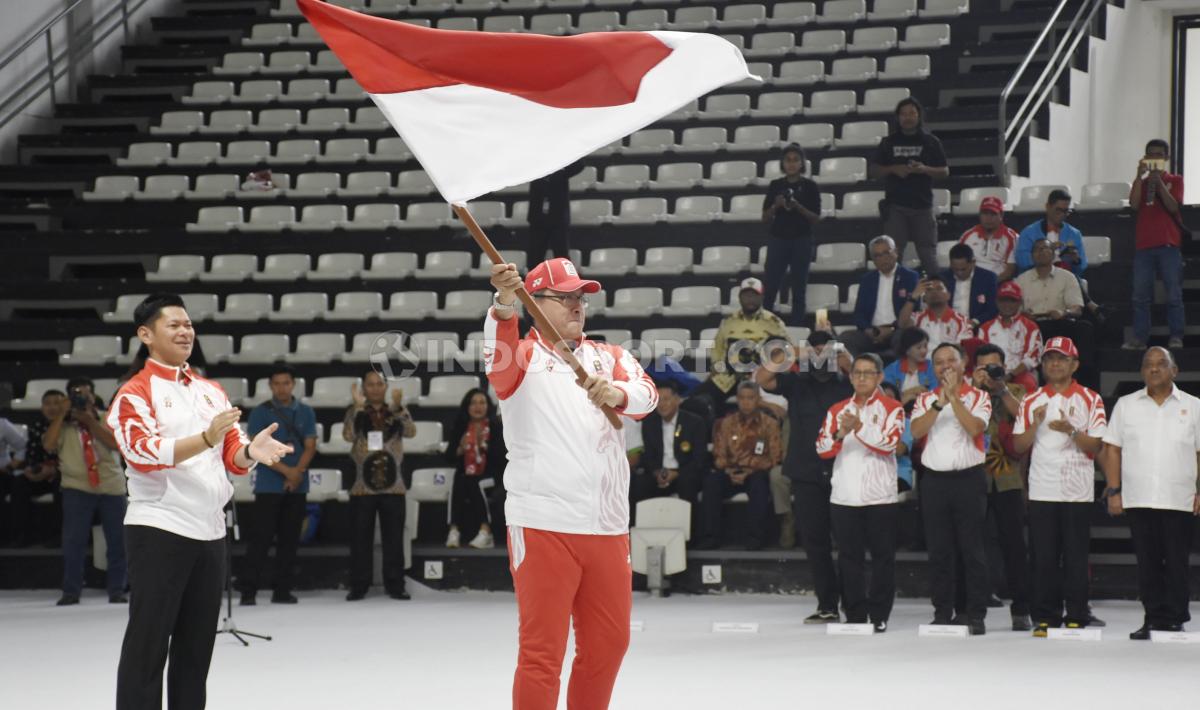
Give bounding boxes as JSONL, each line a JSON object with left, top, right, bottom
{"left": 942, "top": 242, "right": 998, "bottom": 327}
{"left": 842, "top": 235, "right": 921, "bottom": 356}
{"left": 631, "top": 380, "right": 710, "bottom": 508}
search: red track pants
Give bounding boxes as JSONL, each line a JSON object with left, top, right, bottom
{"left": 508, "top": 526, "right": 632, "bottom": 710}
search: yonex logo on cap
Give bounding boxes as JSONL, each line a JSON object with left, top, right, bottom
{"left": 562, "top": 261, "right": 578, "bottom": 277}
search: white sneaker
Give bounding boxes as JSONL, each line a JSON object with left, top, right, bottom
{"left": 468, "top": 529, "right": 495, "bottom": 549}
{"left": 446, "top": 528, "right": 461, "bottom": 548}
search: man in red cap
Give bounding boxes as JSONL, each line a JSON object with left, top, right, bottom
{"left": 486, "top": 257, "right": 659, "bottom": 710}
{"left": 957, "top": 196, "right": 1018, "bottom": 282}
{"left": 978, "top": 281, "right": 1042, "bottom": 393}
{"left": 1013, "top": 336, "right": 1107, "bottom": 637}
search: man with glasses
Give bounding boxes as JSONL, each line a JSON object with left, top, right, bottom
{"left": 816, "top": 353, "right": 904, "bottom": 633}
{"left": 842, "top": 235, "right": 920, "bottom": 356}
{"left": 1014, "top": 189, "right": 1088, "bottom": 276}
{"left": 957, "top": 196, "right": 1018, "bottom": 282}
{"left": 1015, "top": 239, "right": 1097, "bottom": 389}
{"left": 487, "top": 256, "right": 658, "bottom": 710}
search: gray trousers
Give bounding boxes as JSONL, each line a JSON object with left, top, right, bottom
{"left": 885, "top": 203, "right": 939, "bottom": 276}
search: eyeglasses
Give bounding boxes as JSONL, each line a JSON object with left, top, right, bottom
{"left": 534, "top": 293, "right": 588, "bottom": 307}
{"left": 850, "top": 370, "right": 880, "bottom": 378}
{"left": 870, "top": 251, "right": 894, "bottom": 260}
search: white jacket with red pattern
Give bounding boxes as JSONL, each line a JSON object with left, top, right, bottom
{"left": 815, "top": 391, "right": 905, "bottom": 506}
{"left": 483, "top": 309, "right": 658, "bottom": 535}
{"left": 107, "top": 358, "right": 251, "bottom": 540}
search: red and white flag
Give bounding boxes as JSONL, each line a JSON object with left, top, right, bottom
{"left": 297, "top": 0, "right": 754, "bottom": 204}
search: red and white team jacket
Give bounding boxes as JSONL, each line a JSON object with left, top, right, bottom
{"left": 958, "top": 225, "right": 1018, "bottom": 276}
{"left": 979, "top": 314, "right": 1043, "bottom": 374}
{"left": 912, "top": 384, "right": 992, "bottom": 471}
{"left": 815, "top": 391, "right": 905, "bottom": 506}
{"left": 1015, "top": 382, "right": 1107, "bottom": 503}
{"left": 914, "top": 307, "right": 972, "bottom": 350}
{"left": 108, "top": 359, "right": 251, "bottom": 540}
{"left": 484, "top": 310, "right": 658, "bottom": 535}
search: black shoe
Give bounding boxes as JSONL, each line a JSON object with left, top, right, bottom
{"left": 239, "top": 593, "right": 257, "bottom": 607}
{"left": 873, "top": 620, "right": 888, "bottom": 634}
{"left": 804, "top": 610, "right": 839, "bottom": 624}
{"left": 109, "top": 594, "right": 128, "bottom": 604}
{"left": 930, "top": 616, "right": 955, "bottom": 625}
{"left": 1129, "top": 625, "right": 1152, "bottom": 641}
{"left": 1087, "top": 611, "right": 1106, "bottom": 628}
{"left": 55, "top": 595, "right": 79, "bottom": 607}
{"left": 345, "top": 589, "right": 366, "bottom": 601}
{"left": 271, "top": 593, "right": 298, "bottom": 605}
{"left": 967, "top": 619, "right": 986, "bottom": 636}
{"left": 388, "top": 589, "right": 411, "bottom": 601}
{"left": 1011, "top": 614, "right": 1033, "bottom": 632}
{"left": 987, "top": 594, "right": 1004, "bottom": 608}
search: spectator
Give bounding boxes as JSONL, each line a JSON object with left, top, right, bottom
{"left": 631, "top": 380, "right": 708, "bottom": 509}
{"left": 1015, "top": 239, "right": 1097, "bottom": 388}
{"left": 871, "top": 97, "right": 949, "bottom": 276}
{"left": 1015, "top": 189, "right": 1087, "bottom": 276}
{"left": 883, "top": 327, "right": 938, "bottom": 407}
{"left": 0, "top": 409, "right": 30, "bottom": 546}
{"left": 942, "top": 243, "right": 998, "bottom": 326}
{"left": 693, "top": 277, "right": 790, "bottom": 411}
{"left": 757, "top": 331, "right": 852, "bottom": 621}
{"left": 445, "top": 388, "right": 507, "bottom": 550}
{"left": 903, "top": 278, "right": 972, "bottom": 351}
{"left": 969, "top": 344, "right": 1033, "bottom": 631}
{"left": 343, "top": 371, "right": 416, "bottom": 601}
{"left": 241, "top": 364, "right": 317, "bottom": 606}
{"left": 978, "top": 281, "right": 1042, "bottom": 393}
{"left": 957, "top": 196, "right": 1018, "bottom": 281}
{"left": 1013, "top": 337, "right": 1106, "bottom": 636}
{"left": 843, "top": 235, "right": 920, "bottom": 356}
{"left": 878, "top": 382, "right": 915, "bottom": 492}
{"left": 697, "top": 382, "right": 782, "bottom": 550}
{"left": 1126, "top": 139, "right": 1186, "bottom": 350}
{"left": 9, "top": 390, "right": 64, "bottom": 547}
{"left": 622, "top": 414, "right": 643, "bottom": 473}
{"left": 42, "top": 377, "right": 127, "bottom": 606}
{"left": 1102, "top": 348, "right": 1198, "bottom": 639}
{"left": 910, "top": 342, "right": 992, "bottom": 634}
{"left": 761, "top": 142, "right": 822, "bottom": 325}
{"left": 816, "top": 353, "right": 905, "bottom": 632}
{"left": 527, "top": 161, "right": 584, "bottom": 267}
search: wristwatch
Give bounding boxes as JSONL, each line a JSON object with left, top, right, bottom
{"left": 931, "top": 401, "right": 944, "bottom": 412}
{"left": 492, "top": 292, "right": 516, "bottom": 311}
{"left": 1103, "top": 486, "right": 1122, "bottom": 499}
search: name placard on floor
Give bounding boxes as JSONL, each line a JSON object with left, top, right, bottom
{"left": 1047, "top": 628, "right": 1102, "bottom": 642}
{"left": 826, "top": 623, "right": 875, "bottom": 636}
{"left": 629, "top": 620, "right": 645, "bottom": 632}
{"left": 711, "top": 622, "right": 759, "bottom": 634}
{"left": 1150, "top": 631, "right": 1200, "bottom": 644}
{"left": 918, "top": 624, "right": 968, "bottom": 638}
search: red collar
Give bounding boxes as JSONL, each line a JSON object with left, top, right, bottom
{"left": 899, "top": 358, "right": 929, "bottom": 374}
{"left": 925, "top": 307, "right": 959, "bottom": 323}
{"left": 144, "top": 357, "right": 194, "bottom": 384}
{"left": 1038, "top": 381, "right": 1085, "bottom": 399}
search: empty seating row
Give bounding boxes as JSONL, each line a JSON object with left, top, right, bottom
{"left": 183, "top": 78, "right": 364, "bottom": 105}
{"left": 954, "top": 183, "right": 1135, "bottom": 214}
{"left": 150, "top": 106, "right": 389, "bottom": 135}
{"left": 85, "top": 170, "right": 454, "bottom": 201}
{"left": 117, "top": 137, "right": 414, "bottom": 167}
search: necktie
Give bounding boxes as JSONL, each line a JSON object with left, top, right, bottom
{"left": 80, "top": 428, "right": 99, "bottom": 488}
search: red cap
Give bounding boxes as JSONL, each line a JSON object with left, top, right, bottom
{"left": 1043, "top": 336, "right": 1078, "bottom": 359}
{"left": 997, "top": 281, "right": 1023, "bottom": 301}
{"left": 979, "top": 196, "right": 1005, "bottom": 214}
{"left": 523, "top": 257, "right": 601, "bottom": 295}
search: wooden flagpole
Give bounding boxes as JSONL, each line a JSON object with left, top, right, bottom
{"left": 452, "top": 203, "right": 623, "bottom": 430}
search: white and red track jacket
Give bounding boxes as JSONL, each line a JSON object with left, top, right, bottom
{"left": 483, "top": 310, "right": 658, "bottom": 535}
{"left": 816, "top": 391, "right": 905, "bottom": 506}
{"left": 108, "top": 358, "right": 251, "bottom": 540}
{"left": 1015, "top": 382, "right": 1107, "bottom": 503}
{"left": 979, "top": 313, "right": 1043, "bottom": 374}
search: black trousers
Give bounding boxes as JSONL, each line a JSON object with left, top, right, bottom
{"left": 831, "top": 503, "right": 898, "bottom": 623}
{"left": 240, "top": 492, "right": 306, "bottom": 596}
{"left": 116, "top": 525, "right": 225, "bottom": 710}
{"left": 700, "top": 470, "right": 770, "bottom": 547}
{"left": 630, "top": 469, "right": 701, "bottom": 506}
{"left": 8, "top": 475, "right": 60, "bottom": 544}
{"left": 1028, "top": 500, "right": 1091, "bottom": 626}
{"left": 793, "top": 479, "right": 839, "bottom": 613}
{"left": 527, "top": 220, "right": 570, "bottom": 267}
{"left": 349, "top": 494, "right": 406, "bottom": 594}
{"left": 922, "top": 467, "right": 990, "bottom": 622}
{"left": 955, "top": 488, "right": 1032, "bottom": 616}
{"left": 1127, "top": 507, "right": 1194, "bottom": 628}
{"left": 450, "top": 471, "right": 496, "bottom": 535}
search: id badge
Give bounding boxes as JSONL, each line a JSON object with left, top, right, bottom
{"left": 753, "top": 440, "right": 765, "bottom": 456}
{"left": 367, "top": 431, "right": 384, "bottom": 452}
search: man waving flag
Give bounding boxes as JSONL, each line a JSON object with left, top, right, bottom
{"left": 297, "top": 0, "right": 754, "bottom": 203}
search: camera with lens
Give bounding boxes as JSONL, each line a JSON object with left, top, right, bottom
{"left": 69, "top": 389, "right": 91, "bottom": 410}
{"left": 983, "top": 364, "right": 1006, "bottom": 382}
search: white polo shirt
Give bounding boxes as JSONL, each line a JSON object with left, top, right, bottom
{"left": 873, "top": 269, "right": 896, "bottom": 327}
{"left": 913, "top": 307, "right": 972, "bottom": 351}
{"left": 1103, "top": 386, "right": 1200, "bottom": 512}
{"left": 661, "top": 414, "right": 680, "bottom": 469}
{"left": 952, "top": 274, "right": 973, "bottom": 318}
{"left": 1015, "top": 382, "right": 1107, "bottom": 503}
{"left": 912, "top": 384, "right": 991, "bottom": 471}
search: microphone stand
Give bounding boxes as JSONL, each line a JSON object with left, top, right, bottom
{"left": 216, "top": 497, "right": 272, "bottom": 646}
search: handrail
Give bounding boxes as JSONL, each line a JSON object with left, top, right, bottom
{"left": 997, "top": 0, "right": 1108, "bottom": 185}
{"left": 0, "top": 0, "right": 152, "bottom": 136}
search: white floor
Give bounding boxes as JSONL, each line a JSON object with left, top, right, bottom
{"left": 1, "top": 587, "right": 1197, "bottom": 709}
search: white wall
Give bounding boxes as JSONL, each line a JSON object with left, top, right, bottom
{"left": 1025, "top": 0, "right": 1184, "bottom": 200}
{"left": 1183, "top": 26, "right": 1200, "bottom": 204}
{"left": 0, "top": 0, "right": 177, "bottom": 163}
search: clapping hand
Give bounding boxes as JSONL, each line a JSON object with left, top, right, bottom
{"left": 350, "top": 381, "right": 365, "bottom": 407}
{"left": 837, "top": 410, "right": 861, "bottom": 439}
{"left": 1047, "top": 414, "right": 1075, "bottom": 435}
{"left": 1031, "top": 405, "right": 1048, "bottom": 427}
{"left": 391, "top": 387, "right": 404, "bottom": 408}
{"left": 249, "top": 423, "right": 295, "bottom": 467}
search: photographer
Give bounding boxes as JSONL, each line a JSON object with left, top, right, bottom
{"left": 1125, "top": 139, "right": 1186, "bottom": 350}
{"left": 1014, "top": 190, "right": 1087, "bottom": 276}
{"left": 870, "top": 97, "right": 949, "bottom": 276}
{"left": 43, "top": 377, "right": 127, "bottom": 606}
{"left": 761, "top": 142, "right": 822, "bottom": 326}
